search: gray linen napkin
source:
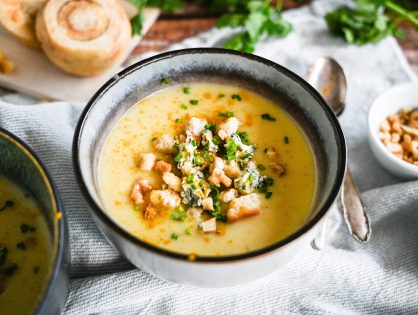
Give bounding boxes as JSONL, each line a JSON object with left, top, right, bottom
{"left": 1, "top": 0, "right": 418, "bottom": 313}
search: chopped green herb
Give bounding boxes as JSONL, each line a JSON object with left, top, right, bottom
{"left": 171, "top": 205, "right": 187, "bottom": 222}
{"left": 161, "top": 77, "right": 170, "bottom": 84}
{"left": 184, "top": 227, "right": 192, "bottom": 235}
{"left": 0, "top": 200, "right": 14, "bottom": 211}
{"left": 16, "top": 242, "right": 26, "bottom": 250}
{"left": 174, "top": 154, "right": 182, "bottom": 162}
{"left": 261, "top": 113, "right": 276, "bottom": 121}
{"left": 263, "top": 148, "right": 268, "bottom": 153}
{"left": 171, "top": 233, "right": 179, "bottom": 240}
{"left": 205, "top": 124, "right": 216, "bottom": 132}
{"left": 265, "top": 191, "right": 273, "bottom": 199}
{"left": 3, "top": 263, "right": 17, "bottom": 277}
{"left": 257, "top": 164, "right": 266, "bottom": 171}
{"left": 218, "top": 111, "right": 234, "bottom": 118}
{"left": 193, "top": 153, "right": 201, "bottom": 166}
{"left": 33, "top": 266, "right": 40, "bottom": 274}
{"left": 231, "top": 94, "right": 242, "bottom": 101}
{"left": 180, "top": 103, "right": 188, "bottom": 110}
{"left": 211, "top": 199, "right": 227, "bottom": 222}
{"left": 249, "top": 173, "right": 255, "bottom": 181}
{"left": 183, "top": 87, "right": 191, "bottom": 94}
{"left": 175, "top": 118, "right": 181, "bottom": 124}
{"left": 191, "top": 139, "right": 197, "bottom": 147}
{"left": 226, "top": 139, "right": 238, "bottom": 161}
{"left": 20, "top": 224, "right": 36, "bottom": 234}
{"left": 151, "top": 137, "right": 158, "bottom": 142}
{"left": 133, "top": 205, "right": 142, "bottom": 212}
{"left": 218, "top": 94, "right": 225, "bottom": 98}
{"left": 237, "top": 131, "right": 249, "bottom": 144}
{"left": 189, "top": 99, "right": 199, "bottom": 105}
{"left": 212, "top": 138, "right": 220, "bottom": 145}
{"left": 0, "top": 247, "right": 8, "bottom": 265}
{"left": 202, "top": 150, "right": 208, "bottom": 160}
{"left": 186, "top": 173, "right": 195, "bottom": 184}
{"left": 284, "top": 136, "right": 289, "bottom": 144}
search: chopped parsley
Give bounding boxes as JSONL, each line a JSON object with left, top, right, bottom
{"left": 0, "top": 200, "right": 14, "bottom": 211}
{"left": 211, "top": 199, "right": 227, "bottom": 222}
{"left": 180, "top": 103, "right": 188, "bottom": 110}
{"left": 237, "top": 131, "right": 249, "bottom": 144}
{"left": 175, "top": 118, "right": 181, "bottom": 124}
{"left": 218, "top": 112, "right": 234, "bottom": 118}
{"left": 231, "top": 94, "right": 242, "bottom": 101}
{"left": 284, "top": 136, "right": 289, "bottom": 144}
{"left": 174, "top": 154, "right": 182, "bottom": 162}
{"left": 184, "top": 227, "right": 192, "bottom": 235}
{"left": 257, "top": 164, "right": 266, "bottom": 171}
{"left": 171, "top": 233, "right": 179, "bottom": 240}
{"left": 133, "top": 205, "right": 141, "bottom": 212}
{"left": 3, "top": 263, "right": 17, "bottom": 276}
{"left": 0, "top": 247, "right": 8, "bottom": 265}
{"left": 226, "top": 139, "right": 238, "bottom": 161}
{"left": 20, "top": 224, "right": 36, "bottom": 234}
{"left": 151, "top": 137, "right": 158, "bottom": 142}
{"left": 16, "top": 242, "right": 26, "bottom": 250}
{"left": 171, "top": 205, "right": 188, "bottom": 222}
{"left": 261, "top": 113, "right": 276, "bottom": 121}
{"left": 265, "top": 191, "right": 273, "bottom": 199}
{"left": 205, "top": 124, "right": 216, "bottom": 132}
{"left": 183, "top": 87, "right": 191, "bottom": 94}
{"left": 189, "top": 99, "right": 199, "bottom": 105}
{"left": 218, "top": 94, "right": 225, "bottom": 98}
{"left": 161, "top": 77, "right": 170, "bottom": 84}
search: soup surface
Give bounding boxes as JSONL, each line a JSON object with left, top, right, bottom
{"left": 0, "top": 177, "right": 51, "bottom": 315}
{"left": 100, "top": 83, "right": 316, "bottom": 256}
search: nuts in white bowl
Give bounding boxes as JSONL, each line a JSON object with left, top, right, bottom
{"left": 368, "top": 82, "right": 418, "bottom": 179}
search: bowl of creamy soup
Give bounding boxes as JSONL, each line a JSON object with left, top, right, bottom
{"left": 73, "top": 48, "right": 346, "bottom": 287}
{"left": 0, "top": 128, "right": 69, "bottom": 314}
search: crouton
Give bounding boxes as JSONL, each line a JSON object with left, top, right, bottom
{"left": 224, "top": 160, "right": 241, "bottom": 178}
{"left": 210, "top": 157, "right": 225, "bottom": 172}
{"left": 130, "top": 183, "right": 144, "bottom": 205}
{"left": 162, "top": 172, "right": 182, "bottom": 192}
{"left": 154, "top": 135, "right": 176, "bottom": 154}
{"left": 154, "top": 160, "right": 172, "bottom": 174}
{"left": 202, "top": 197, "right": 214, "bottom": 211}
{"left": 208, "top": 169, "right": 231, "bottom": 187}
{"left": 265, "top": 146, "right": 277, "bottom": 159}
{"left": 201, "top": 218, "right": 217, "bottom": 233}
{"left": 269, "top": 162, "right": 286, "bottom": 177}
{"left": 227, "top": 193, "right": 261, "bottom": 222}
{"left": 185, "top": 117, "right": 207, "bottom": 137}
{"left": 138, "top": 153, "right": 156, "bottom": 171}
{"left": 220, "top": 188, "right": 238, "bottom": 203}
{"left": 150, "top": 189, "right": 181, "bottom": 208}
{"left": 137, "top": 179, "right": 153, "bottom": 192}
{"left": 218, "top": 117, "right": 239, "bottom": 140}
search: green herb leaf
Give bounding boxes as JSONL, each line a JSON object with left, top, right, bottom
{"left": 183, "top": 87, "right": 191, "bottom": 94}
{"left": 189, "top": 99, "right": 199, "bottom": 105}
{"left": 180, "top": 103, "right": 188, "bottom": 110}
{"left": 130, "top": 13, "right": 144, "bottom": 35}
{"left": 261, "top": 113, "right": 276, "bottom": 121}
{"left": 0, "top": 200, "right": 14, "bottom": 212}
{"left": 161, "top": 77, "right": 171, "bottom": 84}
{"left": 284, "top": 136, "right": 289, "bottom": 144}
{"left": 171, "top": 233, "right": 179, "bottom": 240}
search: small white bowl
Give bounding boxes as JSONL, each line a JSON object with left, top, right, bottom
{"left": 368, "top": 81, "right": 418, "bottom": 179}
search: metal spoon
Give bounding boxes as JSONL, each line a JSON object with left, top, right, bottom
{"left": 307, "top": 57, "right": 371, "bottom": 243}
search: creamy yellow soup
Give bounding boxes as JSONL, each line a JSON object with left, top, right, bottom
{"left": 0, "top": 177, "right": 51, "bottom": 315}
{"left": 100, "top": 83, "right": 316, "bottom": 256}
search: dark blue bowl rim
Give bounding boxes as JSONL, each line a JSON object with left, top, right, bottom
{"left": 73, "top": 48, "right": 347, "bottom": 263}
{"left": 0, "top": 127, "right": 68, "bottom": 312}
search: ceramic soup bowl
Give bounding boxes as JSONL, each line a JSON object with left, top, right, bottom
{"left": 0, "top": 128, "right": 69, "bottom": 314}
{"left": 73, "top": 48, "right": 346, "bottom": 287}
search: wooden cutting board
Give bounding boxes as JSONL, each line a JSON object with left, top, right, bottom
{"left": 0, "top": 5, "right": 159, "bottom": 103}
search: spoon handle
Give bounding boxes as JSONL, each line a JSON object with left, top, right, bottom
{"left": 341, "top": 168, "right": 371, "bottom": 242}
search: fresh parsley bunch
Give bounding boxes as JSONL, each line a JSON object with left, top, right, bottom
{"left": 325, "top": 0, "right": 418, "bottom": 45}
{"left": 128, "top": 0, "right": 292, "bottom": 53}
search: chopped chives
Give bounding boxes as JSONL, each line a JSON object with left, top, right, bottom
{"left": 258, "top": 164, "right": 266, "bottom": 171}
{"left": 261, "top": 113, "right": 276, "bottom": 121}
{"left": 185, "top": 227, "right": 192, "bottom": 235}
{"left": 183, "top": 87, "right": 191, "bottom": 94}
{"left": 161, "top": 77, "right": 170, "bottom": 84}
{"left": 174, "top": 154, "right": 182, "bottom": 162}
{"left": 171, "top": 233, "right": 179, "bottom": 240}
{"left": 180, "top": 103, "right": 188, "bottom": 110}
{"left": 189, "top": 99, "right": 199, "bottom": 105}
{"left": 231, "top": 94, "right": 242, "bottom": 101}
{"left": 133, "top": 205, "right": 141, "bottom": 212}
{"left": 284, "top": 136, "right": 289, "bottom": 144}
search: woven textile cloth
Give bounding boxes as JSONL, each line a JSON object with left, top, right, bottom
{"left": 0, "top": 0, "right": 417, "bottom": 314}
